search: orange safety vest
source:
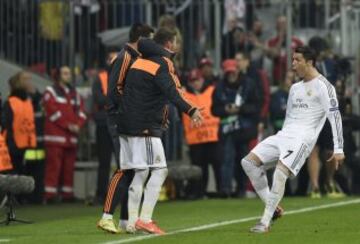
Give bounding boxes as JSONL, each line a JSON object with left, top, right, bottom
{"left": 0, "top": 133, "right": 12, "bottom": 172}
{"left": 8, "top": 97, "right": 37, "bottom": 149}
{"left": 182, "top": 86, "right": 220, "bottom": 145}
{"left": 99, "top": 71, "right": 108, "bottom": 95}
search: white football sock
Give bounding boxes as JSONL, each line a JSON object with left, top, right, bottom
{"left": 241, "top": 158, "right": 270, "bottom": 203}
{"left": 119, "top": 219, "right": 128, "bottom": 230}
{"left": 260, "top": 167, "right": 288, "bottom": 227}
{"left": 102, "top": 213, "right": 113, "bottom": 220}
{"left": 140, "top": 167, "right": 168, "bottom": 223}
{"left": 127, "top": 169, "right": 149, "bottom": 226}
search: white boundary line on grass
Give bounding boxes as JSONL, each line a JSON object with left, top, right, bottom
{"left": 0, "top": 240, "right": 11, "bottom": 243}
{"left": 101, "top": 198, "right": 360, "bottom": 244}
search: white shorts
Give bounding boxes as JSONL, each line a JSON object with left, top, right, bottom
{"left": 251, "top": 134, "right": 311, "bottom": 176}
{"left": 119, "top": 135, "right": 167, "bottom": 170}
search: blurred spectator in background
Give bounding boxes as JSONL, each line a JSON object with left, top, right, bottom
{"left": 92, "top": 50, "right": 118, "bottom": 204}
{"left": 221, "top": 24, "right": 247, "bottom": 59}
{"left": 212, "top": 59, "right": 262, "bottom": 197}
{"left": 43, "top": 66, "right": 87, "bottom": 203}
{"left": 267, "top": 15, "right": 303, "bottom": 85}
{"left": 233, "top": 53, "right": 264, "bottom": 196}
{"left": 270, "top": 70, "right": 294, "bottom": 133}
{"left": 306, "top": 37, "right": 345, "bottom": 198}
{"left": 198, "top": 58, "right": 218, "bottom": 85}
{"left": 159, "top": 15, "right": 183, "bottom": 69}
{"left": 309, "top": 36, "right": 338, "bottom": 83}
{"left": 223, "top": 0, "right": 246, "bottom": 33}
{"left": 342, "top": 101, "right": 360, "bottom": 195}
{"left": 182, "top": 69, "right": 221, "bottom": 199}
{"left": 212, "top": 59, "right": 239, "bottom": 197}
{"left": 2, "top": 72, "right": 37, "bottom": 175}
{"left": 247, "top": 19, "right": 266, "bottom": 70}
{"left": 21, "top": 72, "right": 46, "bottom": 204}
{"left": 235, "top": 51, "right": 269, "bottom": 141}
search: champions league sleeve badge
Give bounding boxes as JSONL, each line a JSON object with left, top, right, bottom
{"left": 330, "top": 98, "right": 337, "bottom": 107}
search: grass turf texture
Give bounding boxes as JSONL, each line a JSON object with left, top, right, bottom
{"left": 0, "top": 197, "right": 359, "bottom": 244}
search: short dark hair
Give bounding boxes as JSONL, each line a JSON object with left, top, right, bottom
{"left": 294, "top": 46, "right": 317, "bottom": 66}
{"left": 106, "top": 46, "right": 119, "bottom": 54}
{"left": 129, "top": 23, "right": 154, "bottom": 43}
{"left": 153, "top": 27, "right": 176, "bottom": 46}
{"left": 51, "top": 65, "right": 69, "bottom": 82}
{"left": 308, "top": 36, "right": 329, "bottom": 56}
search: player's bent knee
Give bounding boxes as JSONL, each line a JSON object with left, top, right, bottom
{"left": 242, "top": 153, "right": 262, "bottom": 167}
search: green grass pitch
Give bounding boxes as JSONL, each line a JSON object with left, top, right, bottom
{"left": 0, "top": 197, "right": 359, "bottom": 244}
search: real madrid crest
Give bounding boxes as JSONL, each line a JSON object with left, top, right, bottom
{"left": 155, "top": 155, "right": 161, "bottom": 164}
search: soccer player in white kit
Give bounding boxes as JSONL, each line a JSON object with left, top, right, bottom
{"left": 241, "top": 46, "right": 345, "bottom": 233}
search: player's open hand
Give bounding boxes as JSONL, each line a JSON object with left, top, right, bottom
{"left": 163, "top": 119, "right": 170, "bottom": 129}
{"left": 191, "top": 108, "right": 203, "bottom": 128}
{"left": 327, "top": 153, "right": 345, "bottom": 170}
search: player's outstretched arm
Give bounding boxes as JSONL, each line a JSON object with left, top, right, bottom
{"left": 153, "top": 59, "right": 200, "bottom": 121}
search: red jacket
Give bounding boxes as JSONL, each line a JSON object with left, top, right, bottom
{"left": 258, "top": 69, "right": 270, "bottom": 120}
{"left": 43, "top": 84, "right": 86, "bottom": 147}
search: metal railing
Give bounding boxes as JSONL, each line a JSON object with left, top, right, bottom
{"left": 1, "top": 0, "right": 352, "bottom": 74}
{"left": 1, "top": 0, "right": 359, "bottom": 161}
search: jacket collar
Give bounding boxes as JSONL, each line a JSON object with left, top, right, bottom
{"left": 10, "top": 89, "right": 28, "bottom": 100}
{"left": 124, "top": 43, "right": 141, "bottom": 58}
{"left": 162, "top": 48, "right": 176, "bottom": 59}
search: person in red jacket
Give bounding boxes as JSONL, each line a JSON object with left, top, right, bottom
{"left": 43, "top": 66, "right": 86, "bottom": 203}
{"left": 267, "top": 16, "right": 303, "bottom": 85}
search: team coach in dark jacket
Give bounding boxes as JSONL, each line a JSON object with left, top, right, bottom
{"left": 120, "top": 34, "right": 201, "bottom": 137}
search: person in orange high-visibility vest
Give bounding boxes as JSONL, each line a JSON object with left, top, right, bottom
{"left": 0, "top": 133, "right": 12, "bottom": 173}
{"left": 0, "top": 92, "right": 12, "bottom": 172}
{"left": 182, "top": 68, "right": 221, "bottom": 199}
{"left": 2, "top": 73, "right": 37, "bottom": 175}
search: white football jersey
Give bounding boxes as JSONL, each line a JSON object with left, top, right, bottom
{"left": 278, "top": 75, "right": 344, "bottom": 153}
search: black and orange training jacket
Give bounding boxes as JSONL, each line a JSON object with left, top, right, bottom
{"left": 107, "top": 43, "right": 141, "bottom": 123}
{"left": 119, "top": 44, "right": 196, "bottom": 137}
